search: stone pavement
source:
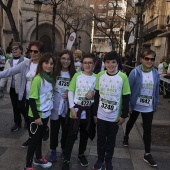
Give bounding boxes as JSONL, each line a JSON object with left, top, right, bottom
{"left": 0, "top": 94, "right": 170, "bottom": 170}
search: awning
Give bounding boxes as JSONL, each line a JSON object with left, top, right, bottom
{"left": 157, "top": 31, "right": 170, "bottom": 37}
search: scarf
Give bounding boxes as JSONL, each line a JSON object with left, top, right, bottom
{"left": 141, "top": 64, "right": 152, "bottom": 73}
{"left": 42, "top": 71, "right": 53, "bottom": 83}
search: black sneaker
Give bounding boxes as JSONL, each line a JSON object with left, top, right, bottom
{"left": 123, "top": 135, "right": 129, "bottom": 147}
{"left": 105, "top": 162, "right": 113, "bottom": 170}
{"left": 11, "top": 124, "right": 21, "bottom": 132}
{"left": 43, "top": 126, "right": 49, "bottom": 141}
{"left": 77, "top": 154, "right": 89, "bottom": 166}
{"left": 143, "top": 154, "right": 157, "bottom": 167}
{"left": 22, "top": 138, "right": 30, "bottom": 148}
{"left": 93, "top": 160, "right": 104, "bottom": 170}
{"left": 62, "top": 160, "right": 70, "bottom": 170}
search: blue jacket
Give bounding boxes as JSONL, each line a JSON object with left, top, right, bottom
{"left": 129, "top": 65, "right": 160, "bottom": 111}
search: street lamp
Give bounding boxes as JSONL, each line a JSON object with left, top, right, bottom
{"left": 119, "top": 28, "right": 124, "bottom": 57}
{"left": 34, "top": 0, "right": 42, "bottom": 40}
{"left": 134, "top": 0, "right": 141, "bottom": 63}
{"left": 78, "top": 36, "right": 81, "bottom": 49}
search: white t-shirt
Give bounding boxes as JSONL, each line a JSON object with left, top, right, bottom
{"left": 134, "top": 71, "right": 154, "bottom": 112}
{"left": 26, "top": 62, "right": 38, "bottom": 99}
{"left": 28, "top": 74, "right": 53, "bottom": 118}
{"left": 51, "top": 71, "right": 70, "bottom": 120}
{"left": 158, "top": 63, "right": 163, "bottom": 74}
{"left": 96, "top": 71, "right": 130, "bottom": 122}
{"left": 167, "top": 63, "right": 170, "bottom": 74}
{"left": 74, "top": 61, "right": 82, "bottom": 72}
{"left": 68, "top": 72, "right": 96, "bottom": 119}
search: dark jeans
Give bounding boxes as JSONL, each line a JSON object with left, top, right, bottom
{"left": 10, "top": 88, "right": 26, "bottom": 126}
{"left": 97, "top": 118, "right": 119, "bottom": 163}
{"left": 64, "top": 118, "right": 89, "bottom": 161}
{"left": 26, "top": 116, "right": 49, "bottom": 167}
{"left": 125, "top": 110, "right": 153, "bottom": 153}
{"left": 50, "top": 116, "right": 68, "bottom": 150}
{"left": 25, "top": 99, "right": 32, "bottom": 137}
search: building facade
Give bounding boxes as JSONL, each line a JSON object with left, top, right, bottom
{"left": 1, "top": 0, "right": 91, "bottom": 54}
{"left": 90, "top": 0, "right": 127, "bottom": 55}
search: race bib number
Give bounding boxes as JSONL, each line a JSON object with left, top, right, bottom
{"left": 136, "top": 95, "right": 152, "bottom": 106}
{"left": 77, "top": 97, "right": 93, "bottom": 107}
{"left": 99, "top": 98, "right": 117, "bottom": 113}
{"left": 56, "top": 77, "right": 70, "bottom": 94}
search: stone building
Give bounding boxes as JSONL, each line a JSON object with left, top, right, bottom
{"left": 141, "top": 0, "right": 167, "bottom": 66}
{"left": 1, "top": 0, "right": 91, "bottom": 54}
{"left": 90, "top": 0, "right": 127, "bottom": 54}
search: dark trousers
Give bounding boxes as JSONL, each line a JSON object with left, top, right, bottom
{"left": 50, "top": 116, "right": 68, "bottom": 150}
{"left": 97, "top": 118, "right": 119, "bottom": 163}
{"left": 64, "top": 118, "right": 89, "bottom": 161}
{"left": 9, "top": 88, "right": 26, "bottom": 126}
{"left": 25, "top": 99, "right": 32, "bottom": 137}
{"left": 125, "top": 110, "right": 153, "bottom": 153}
{"left": 26, "top": 116, "right": 49, "bottom": 167}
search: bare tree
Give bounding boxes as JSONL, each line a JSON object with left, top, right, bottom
{"left": 57, "top": 0, "right": 92, "bottom": 48}
{"left": 0, "top": 0, "right": 20, "bottom": 41}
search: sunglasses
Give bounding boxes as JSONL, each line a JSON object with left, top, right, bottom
{"left": 144, "top": 57, "right": 155, "bottom": 62}
{"left": 29, "top": 50, "right": 39, "bottom": 54}
{"left": 11, "top": 47, "right": 19, "bottom": 51}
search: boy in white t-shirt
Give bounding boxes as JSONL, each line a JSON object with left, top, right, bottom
{"left": 93, "top": 51, "right": 131, "bottom": 170}
{"left": 62, "top": 54, "right": 96, "bottom": 170}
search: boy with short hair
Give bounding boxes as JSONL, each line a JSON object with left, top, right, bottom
{"left": 93, "top": 51, "right": 131, "bottom": 170}
{"left": 62, "top": 53, "right": 96, "bottom": 170}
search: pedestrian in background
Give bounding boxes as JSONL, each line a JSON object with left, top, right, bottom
{"left": 123, "top": 49, "right": 159, "bottom": 167}
{"left": 24, "top": 53, "right": 55, "bottom": 170}
{"left": 74, "top": 49, "right": 82, "bottom": 72}
{"left": 49, "top": 49, "right": 76, "bottom": 162}
{"left": 0, "top": 41, "right": 44, "bottom": 147}
{"left": 0, "top": 42, "right": 29, "bottom": 132}
{"left": 93, "top": 51, "right": 130, "bottom": 170}
{"left": 157, "top": 56, "right": 168, "bottom": 95}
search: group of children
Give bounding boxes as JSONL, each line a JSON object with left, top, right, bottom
{"left": 0, "top": 43, "right": 159, "bottom": 170}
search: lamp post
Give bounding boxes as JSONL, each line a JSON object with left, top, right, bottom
{"left": 78, "top": 36, "right": 81, "bottom": 49}
{"left": 119, "top": 28, "right": 124, "bottom": 57}
{"left": 34, "top": 0, "right": 42, "bottom": 40}
{"left": 134, "top": 1, "right": 141, "bottom": 63}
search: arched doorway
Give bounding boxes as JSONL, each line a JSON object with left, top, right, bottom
{"left": 40, "top": 35, "right": 52, "bottom": 52}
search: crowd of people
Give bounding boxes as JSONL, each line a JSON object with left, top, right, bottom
{"left": 0, "top": 40, "right": 161, "bottom": 170}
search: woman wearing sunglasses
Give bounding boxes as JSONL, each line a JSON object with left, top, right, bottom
{"left": 0, "top": 42, "right": 29, "bottom": 132}
{"left": 123, "top": 49, "right": 159, "bottom": 167}
{"left": 0, "top": 41, "right": 44, "bottom": 148}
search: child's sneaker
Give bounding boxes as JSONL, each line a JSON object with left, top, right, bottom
{"left": 23, "top": 167, "right": 35, "bottom": 170}
{"left": 77, "top": 154, "right": 89, "bottom": 166}
{"left": 105, "top": 162, "right": 113, "bottom": 170}
{"left": 33, "top": 157, "right": 52, "bottom": 168}
{"left": 93, "top": 160, "right": 104, "bottom": 170}
{"left": 123, "top": 135, "right": 129, "bottom": 147}
{"left": 62, "top": 160, "right": 70, "bottom": 170}
{"left": 49, "top": 149, "right": 57, "bottom": 162}
{"left": 143, "top": 154, "right": 157, "bottom": 167}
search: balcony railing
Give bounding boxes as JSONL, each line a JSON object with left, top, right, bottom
{"left": 143, "top": 15, "right": 166, "bottom": 36}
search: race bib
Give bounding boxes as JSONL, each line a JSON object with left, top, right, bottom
{"left": 56, "top": 77, "right": 70, "bottom": 94}
{"left": 77, "top": 97, "right": 93, "bottom": 107}
{"left": 99, "top": 98, "right": 117, "bottom": 113}
{"left": 136, "top": 95, "right": 152, "bottom": 106}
